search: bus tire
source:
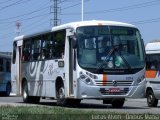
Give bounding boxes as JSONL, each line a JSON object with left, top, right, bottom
{"left": 111, "top": 98, "right": 125, "bottom": 108}
{"left": 5, "top": 83, "right": 11, "bottom": 96}
{"left": 56, "top": 85, "right": 68, "bottom": 106}
{"left": 147, "top": 90, "right": 158, "bottom": 107}
{"left": 22, "top": 81, "right": 32, "bottom": 103}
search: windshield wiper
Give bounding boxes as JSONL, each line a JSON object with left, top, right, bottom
{"left": 97, "top": 45, "right": 132, "bottom": 73}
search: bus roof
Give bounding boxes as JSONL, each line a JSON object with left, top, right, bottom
{"left": 14, "top": 20, "right": 136, "bottom": 41}
{"left": 145, "top": 42, "right": 160, "bottom": 54}
{"left": 51, "top": 20, "right": 136, "bottom": 31}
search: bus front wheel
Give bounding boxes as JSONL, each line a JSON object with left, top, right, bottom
{"left": 56, "top": 85, "right": 68, "bottom": 106}
{"left": 56, "top": 82, "right": 81, "bottom": 106}
{"left": 147, "top": 90, "right": 158, "bottom": 107}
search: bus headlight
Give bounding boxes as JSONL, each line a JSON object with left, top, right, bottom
{"left": 80, "top": 74, "right": 87, "bottom": 79}
{"left": 85, "top": 78, "right": 93, "bottom": 85}
{"left": 79, "top": 72, "right": 94, "bottom": 85}
{"left": 86, "top": 72, "right": 98, "bottom": 79}
{"left": 133, "top": 75, "right": 145, "bottom": 86}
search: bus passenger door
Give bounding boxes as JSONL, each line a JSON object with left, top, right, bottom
{"left": 11, "top": 40, "right": 23, "bottom": 95}
{"left": 65, "top": 29, "right": 75, "bottom": 97}
{"left": 69, "top": 37, "right": 74, "bottom": 95}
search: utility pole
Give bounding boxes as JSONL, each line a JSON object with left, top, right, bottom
{"left": 81, "top": 0, "right": 84, "bottom": 21}
{"left": 50, "top": 0, "right": 61, "bottom": 26}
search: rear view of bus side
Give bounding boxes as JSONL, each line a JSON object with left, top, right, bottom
{"left": 146, "top": 42, "right": 160, "bottom": 107}
{"left": 11, "top": 20, "right": 146, "bottom": 108}
{"left": 0, "top": 53, "right": 11, "bottom": 96}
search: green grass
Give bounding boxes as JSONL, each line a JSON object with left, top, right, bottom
{"left": 0, "top": 105, "right": 160, "bottom": 120}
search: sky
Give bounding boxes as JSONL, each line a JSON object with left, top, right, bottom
{"left": 0, "top": 0, "right": 160, "bottom": 52}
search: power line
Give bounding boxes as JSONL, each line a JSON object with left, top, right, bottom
{"left": 0, "top": 0, "right": 15, "bottom": 5}
{"left": 0, "top": 3, "right": 50, "bottom": 21}
{"left": 61, "top": 2, "right": 82, "bottom": 10}
{"left": 1, "top": 0, "right": 160, "bottom": 37}
{"left": 0, "top": 16, "right": 50, "bottom": 38}
{"left": 87, "top": 0, "right": 160, "bottom": 14}
{"left": 2, "top": 16, "right": 160, "bottom": 39}
{"left": 0, "top": 0, "right": 32, "bottom": 11}
{"left": 0, "top": 13, "right": 50, "bottom": 24}
{"left": 132, "top": 17, "right": 160, "bottom": 25}
{"left": 61, "top": 0, "right": 89, "bottom": 10}
{"left": 59, "top": 0, "right": 70, "bottom": 4}
{"left": 0, "top": 0, "right": 88, "bottom": 23}
{"left": 61, "top": 0, "right": 160, "bottom": 15}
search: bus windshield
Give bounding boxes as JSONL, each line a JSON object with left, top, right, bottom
{"left": 76, "top": 26, "right": 145, "bottom": 74}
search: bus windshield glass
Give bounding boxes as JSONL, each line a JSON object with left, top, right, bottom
{"left": 76, "top": 26, "right": 145, "bottom": 73}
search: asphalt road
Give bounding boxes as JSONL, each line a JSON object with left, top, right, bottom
{"left": 0, "top": 95, "right": 160, "bottom": 114}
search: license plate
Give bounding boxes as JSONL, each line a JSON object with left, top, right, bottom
{"left": 109, "top": 88, "right": 120, "bottom": 93}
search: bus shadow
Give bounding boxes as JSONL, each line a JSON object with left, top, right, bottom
{"left": 74, "top": 103, "right": 150, "bottom": 110}
{"left": 36, "top": 101, "right": 150, "bottom": 110}
{"left": 0, "top": 93, "right": 6, "bottom": 97}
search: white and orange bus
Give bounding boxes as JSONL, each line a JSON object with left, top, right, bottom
{"left": 11, "top": 20, "right": 146, "bottom": 108}
{"left": 145, "top": 42, "right": 160, "bottom": 107}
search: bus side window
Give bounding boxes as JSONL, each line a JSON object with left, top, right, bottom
{"left": 23, "top": 48, "right": 30, "bottom": 61}
{"left": 30, "top": 37, "right": 41, "bottom": 61}
{"left": 23, "top": 40, "right": 31, "bottom": 62}
{"left": 53, "top": 30, "right": 66, "bottom": 59}
{"left": 41, "top": 34, "right": 53, "bottom": 59}
{"left": 12, "top": 41, "right": 17, "bottom": 64}
{"left": 146, "top": 54, "right": 160, "bottom": 70}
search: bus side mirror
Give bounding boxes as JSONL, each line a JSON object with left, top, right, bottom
{"left": 72, "top": 37, "right": 77, "bottom": 49}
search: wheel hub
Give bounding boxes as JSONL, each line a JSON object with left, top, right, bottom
{"left": 148, "top": 94, "right": 153, "bottom": 103}
{"left": 59, "top": 87, "right": 65, "bottom": 99}
{"left": 23, "top": 87, "right": 27, "bottom": 99}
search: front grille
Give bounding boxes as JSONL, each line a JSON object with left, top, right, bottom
{"left": 95, "top": 80, "right": 133, "bottom": 86}
{"left": 99, "top": 88, "right": 129, "bottom": 95}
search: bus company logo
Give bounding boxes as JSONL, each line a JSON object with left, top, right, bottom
{"left": 48, "top": 63, "right": 54, "bottom": 76}
{"left": 112, "top": 80, "right": 117, "bottom": 86}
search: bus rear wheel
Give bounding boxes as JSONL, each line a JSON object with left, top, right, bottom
{"left": 111, "top": 98, "right": 125, "bottom": 108}
{"left": 147, "top": 90, "right": 158, "bottom": 107}
{"left": 22, "top": 81, "right": 40, "bottom": 103}
{"left": 23, "top": 81, "right": 32, "bottom": 103}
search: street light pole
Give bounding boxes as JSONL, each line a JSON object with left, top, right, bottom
{"left": 82, "top": 0, "right": 84, "bottom": 21}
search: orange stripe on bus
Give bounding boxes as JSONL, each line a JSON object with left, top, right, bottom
{"left": 98, "top": 23, "right": 103, "bottom": 26}
{"left": 103, "top": 74, "right": 107, "bottom": 86}
{"left": 145, "top": 70, "right": 157, "bottom": 78}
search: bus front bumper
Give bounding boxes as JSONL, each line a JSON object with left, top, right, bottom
{"left": 77, "top": 80, "right": 146, "bottom": 99}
